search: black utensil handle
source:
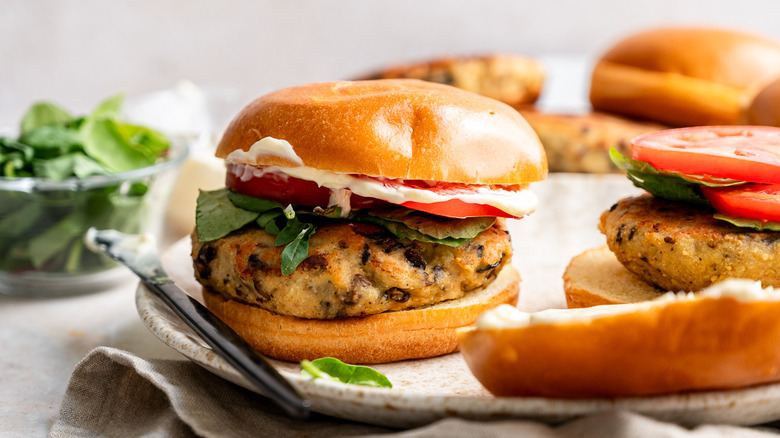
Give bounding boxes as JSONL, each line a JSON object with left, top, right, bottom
{"left": 147, "top": 280, "right": 311, "bottom": 419}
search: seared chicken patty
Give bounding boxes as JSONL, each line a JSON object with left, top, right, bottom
{"left": 192, "top": 220, "right": 512, "bottom": 319}
{"left": 600, "top": 194, "right": 780, "bottom": 291}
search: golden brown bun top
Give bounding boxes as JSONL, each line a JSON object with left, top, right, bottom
{"left": 599, "top": 27, "right": 780, "bottom": 90}
{"left": 748, "top": 77, "right": 780, "bottom": 126}
{"left": 216, "top": 79, "right": 547, "bottom": 184}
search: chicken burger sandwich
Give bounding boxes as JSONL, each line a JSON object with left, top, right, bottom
{"left": 191, "top": 79, "right": 547, "bottom": 363}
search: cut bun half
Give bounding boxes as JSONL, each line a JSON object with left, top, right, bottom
{"left": 563, "top": 245, "right": 665, "bottom": 307}
{"left": 458, "top": 280, "right": 780, "bottom": 397}
{"left": 203, "top": 265, "right": 520, "bottom": 364}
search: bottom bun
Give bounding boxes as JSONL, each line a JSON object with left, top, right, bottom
{"left": 563, "top": 245, "right": 664, "bottom": 307}
{"left": 203, "top": 266, "right": 520, "bottom": 364}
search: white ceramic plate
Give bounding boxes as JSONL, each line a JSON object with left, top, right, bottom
{"left": 136, "top": 174, "right": 780, "bottom": 428}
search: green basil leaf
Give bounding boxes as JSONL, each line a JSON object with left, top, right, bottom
{"left": 227, "top": 190, "right": 284, "bottom": 212}
{"left": 280, "top": 224, "right": 314, "bottom": 275}
{"left": 19, "top": 102, "right": 73, "bottom": 135}
{"left": 713, "top": 213, "right": 780, "bottom": 231}
{"left": 276, "top": 217, "right": 306, "bottom": 246}
{"left": 257, "top": 210, "right": 284, "bottom": 234}
{"left": 301, "top": 357, "right": 392, "bottom": 388}
{"left": 196, "top": 188, "right": 259, "bottom": 241}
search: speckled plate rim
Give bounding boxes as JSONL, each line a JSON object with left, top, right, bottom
{"left": 136, "top": 237, "right": 780, "bottom": 429}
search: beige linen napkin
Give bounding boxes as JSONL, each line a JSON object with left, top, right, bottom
{"left": 50, "top": 347, "right": 780, "bottom": 438}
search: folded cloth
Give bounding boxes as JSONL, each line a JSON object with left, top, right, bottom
{"left": 50, "top": 347, "right": 780, "bottom": 438}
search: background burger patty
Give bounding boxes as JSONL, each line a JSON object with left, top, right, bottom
{"left": 600, "top": 194, "right": 780, "bottom": 291}
{"left": 192, "top": 221, "right": 512, "bottom": 319}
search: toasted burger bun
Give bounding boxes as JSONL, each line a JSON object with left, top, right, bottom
{"left": 748, "top": 77, "right": 780, "bottom": 127}
{"left": 202, "top": 265, "right": 519, "bottom": 364}
{"left": 563, "top": 245, "right": 664, "bottom": 307}
{"left": 355, "top": 54, "right": 545, "bottom": 108}
{"left": 458, "top": 283, "right": 780, "bottom": 397}
{"left": 590, "top": 27, "right": 780, "bottom": 127}
{"left": 215, "top": 79, "right": 547, "bottom": 184}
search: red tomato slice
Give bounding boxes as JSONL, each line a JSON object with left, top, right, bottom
{"left": 401, "top": 199, "right": 518, "bottom": 219}
{"left": 632, "top": 126, "right": 780, "bottom": 184}
{"left": 701, "top": 184, "right": 780, "bottom": 223}
{"left": 226, "top": 169, "right": 516, "bottom": 218}
{"left": 226, "top": 171, "right": 389, "bottom": 209}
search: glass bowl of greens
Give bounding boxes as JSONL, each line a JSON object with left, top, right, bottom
{"left": 0, "top": 95, "right": 187, "bottom": 296}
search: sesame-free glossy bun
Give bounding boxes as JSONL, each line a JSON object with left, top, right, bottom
{"left": 216, "top": 79, "right": 547, "bottom": 184}
{"left": 202, "top": 265, "right": 519, "bottom": 364}
{"left": 458, "top": 289, "right": 780, "bottom": 397}
{"left": 748, "top": 77, "right": 780, "bottom": 127}
{"left": 590, "top": 27, "right": 780, "bottom": 126}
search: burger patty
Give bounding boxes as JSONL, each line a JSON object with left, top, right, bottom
{"left": 600, "top": 194, "right": 780, "bottom": 291}
{"left": 191, "top": 220, "right": 512, "bottom": 319}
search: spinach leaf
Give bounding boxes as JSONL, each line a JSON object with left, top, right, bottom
{"left": 196, "top": 189, "right": 260, "bottom": 241}
{"left": 90, "top": 94, "right": 124, "bottom": 120}
{"left": 356, "top": 215, "right": 469, "bottom": 247}
{"left": 610, "top": 148, "right": 710, "bottom": 206}
{"left": 227, "top": 190, "right": 284, "bottom": 212}
{"left": 81, "top": 119, "right": 158, "bottom": 172}
{"left": 300, "top": 357, "right": 392, "bottom": 388}
{"left": 19, "top": 102, "right": 73, "bottom": 135}
{"left": 364, "top": 209, "right": 494, "bottom": 240}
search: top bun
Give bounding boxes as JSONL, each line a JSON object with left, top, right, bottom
{"left": 748, "top": 77, "right": 780, "bottom": 127}
{"left": 590, "top": 27, "right": 780, "bottom": 126}
{"left": 216, "top": 79, "right": 547, "bottom": 184}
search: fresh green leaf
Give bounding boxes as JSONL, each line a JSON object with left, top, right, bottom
{"left": 71, "top": 154, "right": 110, "bottom": 178}
{"left": 300, "top": 357, "right": 392, "bottom": 388}
{"left": 19, "top": 125, "right": 82, "bottom": 157}
{"left": 366, "top": 209, "right": 494, "bottom": 240}
{"left": 356, "top": 215, "right": 469, "bottom": 247}
{"left": 713, "top": 213, "right": 780, "bottom": 231}
{"left": 19, "top": 102, "right": 73, "bottom": 135}
{"left": 625, "top": 172, "right": 710, "bottom": 206}
{"left": 196, "top": 188, "right": 259, "bottom": 241}
{"left": 276, "top": 217, "right": 307, "bottom": 246}
{"left": 280, "top": 224, "right": 314, "bottom": 275}
{"left": 28, "top": 213, "right": 85, "bottom": 268}
{"left": 90, "top": 94, "right": 124, "bottom": 120}
{"left": 610, "top": 148, "right": 710, "bottom": 206}
{"left": 114, "top": 123, "right": 170, "bottom": 160}
{"left": 81, "top": 119, "right": 156, "bottom": 172}
{"left": 0, "top": 201, "right": 43, "bottom": 237}
{"left": 227, "top": 190, "right": 284, "bottom": 212}
{"left": 257, "top": 210, "right": 284, "bottom": 234}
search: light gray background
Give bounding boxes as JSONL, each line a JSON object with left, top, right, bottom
{"left": 2, "top": 0, "right": 778, "bottom": 126}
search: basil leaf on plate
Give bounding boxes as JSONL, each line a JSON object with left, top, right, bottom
{"left": 300, "top": 357, "right": 392, "bottom": 388}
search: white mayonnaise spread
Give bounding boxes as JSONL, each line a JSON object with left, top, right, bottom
{"left": 476, "top": 279, "right": 779, "bottom": 329}
{"left": 226, "top": 137, "right": 304, "bottom": 166}
{"left": 224, "top": 137, "right": 538, "bottom": 217}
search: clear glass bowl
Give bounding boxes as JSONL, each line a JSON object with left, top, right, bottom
{"left": 0, "top": 139, "right": 188, "bottom": 297}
